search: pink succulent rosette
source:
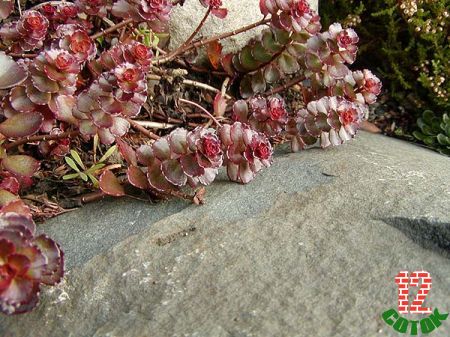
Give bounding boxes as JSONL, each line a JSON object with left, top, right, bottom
{"left": 287, "top": 96, "right": 367, "bottom": 151}
{"left": 75, "top": 0, "right": 109, "bottom": 18}
{"left": 112, "top": 0, "right": 173, "bottom": 31}
{"left": 219, "top": 122, "right": 273, "bottom": 184}
{"left": 0, "top": 213, "right": 64, "bottom": 315}
{"left": 141, "top": 127, "right": 223, "bottom": 192}
{"left": 233, "top": 96, "right": 288, "bottom": 137}
{"left": 0, "top": 10, "right": 49, "bottom": 52}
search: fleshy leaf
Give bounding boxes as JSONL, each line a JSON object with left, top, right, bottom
{"left": 0, "top": 112, "right": 43, "bottom": 138}
{"left": 55, "top": 95, "right": 78, "bottom": 125}
{"left": 127, "top": 166, "right": 149, "bottom": 190}
{"left": 2, "top": 155, "right": 40, "bottom": 177}
{"left": 278, "top": 52, "right": 300, "bottom": 74}
{"left": 0, "top": 188, "right": 18, "bottom": 207}
{"left": 0, "top": 52, "right": 27, "bottom": 89}
{"left": 99, "top": 170, "right": 125, "bottom": 197}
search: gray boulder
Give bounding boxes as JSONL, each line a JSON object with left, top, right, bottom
{"left": 1, "top": 132, "right": 449, "bottom": 337}
{"left": 169, "top": 0, "right": 319, "bottom": 55}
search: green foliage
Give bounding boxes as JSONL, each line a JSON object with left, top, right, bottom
{"left": 320, "top": 0, "right": 449, "bottom": 110}
{"left": 63, "top": 146, "right": 117, "bottom": 186}
{"left": 414, "top": 111, "right": 450, "bottom": 155}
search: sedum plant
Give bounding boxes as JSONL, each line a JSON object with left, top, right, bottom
{"left": 413, "top": 111, "right": 450, "bottom": 156}
{"left": 0, "top": 0, "right": 381, "bottom": 314}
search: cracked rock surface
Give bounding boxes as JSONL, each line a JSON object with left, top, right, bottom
{"left": 1, "top": 132, "right": 449, "bottom": 337}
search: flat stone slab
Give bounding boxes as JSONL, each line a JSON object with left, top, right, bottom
{"left": 1, "top": 133, "right": 449, "bottom": 337}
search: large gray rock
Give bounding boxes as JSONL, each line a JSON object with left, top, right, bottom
{"left": 169, "top": 0, "right": 319, "bottom": 55}
{"left": 1, "top": 132, "right": 449, "bottom": 337}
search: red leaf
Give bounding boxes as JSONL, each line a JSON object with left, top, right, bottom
{"left": 0, "top": 176, "right": 20, "bottom": 194}
{"left": 0, "top": 52, "right": 27, "bottom": 89}
{"left": 127, "top": 166, "right": 149, "bottom": 190}
{"left": 0, "top": 111, "right": 43, "bottom": 138}
{"left": 116, "top": 139, "right": 137, "bottom": 166}
{"left": 0, "top": 199, "right": 32, "bottom": 218}
{"left": 99, "top": 170, "right": 125, "bottom": 197}
{"left": 55, "top": 95, "right": 78, "bottom": 125}
{"left": 213, "top": 93, "right": 227, "bottom": 117}
{"left": 207, "top": 41, "right": 223, "bottom": 70}
{"left": 2, "top": 155, "right": 40, "bottom": 178}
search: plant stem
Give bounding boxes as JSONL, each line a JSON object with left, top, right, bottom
{"left": 264, "top": 76, "right": 304, "bottom": 96}
{"left": 91, "top": 18, "right": 134, "bottom": 40}
{"left": 183, "top": 8, "right": 211, "bottom": 48}
{"left": 127, "top": 118, "right": 161, "bottom": 140}
{"left": 4, "top": 131, "right": 80, "bottom": 151}
{"left": 154, "top": 18, "right": 270, "bottom": 65}
{"left": 183, "top": 79, "right": 233, "bottom": 99}
{"left": 178, "top": 98, "right": 221, "bottom": 127}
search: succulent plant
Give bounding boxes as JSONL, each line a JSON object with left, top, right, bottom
{"left": 75, "top": 0, "right": 109, "bottom": 18}
{"left": 338, "top": 69, "right": 382, "bottom": 105}
{"left": 200, "top": 0, "right": 228, "bottom": 19}
{"left": 414, "top": 111, "right": 450, "bottom": 156}
{"left": 260, "top": 0, "right": 321, "bottom": 35}
{"left": 112, "top": 0, "right": 173, "bottom": 31}
{"left": 99, "top": 41, "right": 153, "bottom": 73}
{"left": 233, "top": 95, "right": 288, "bottom": 137}
{"left": 133, "top": 127, "right": 223, "bottom": 192}
{"left": 55, "top": 24, "right": 97, "bottom": 64}
{"left": 287, "top": 96, "right": 367, "bottom": 151}
{"left": 219, "top": 122, "right": 273, "bottom": 184}
{"left": 0, "top": 10, "right": 49, "bottom": 52}
{"left": 0, "top": 213, "right": 64, "bottom": 315}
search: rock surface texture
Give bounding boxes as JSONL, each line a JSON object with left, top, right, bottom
{"left": 1, "top": 132, "right": 449, "bottom": 337}
{"left": 169, "top": 0, "right": 319, "bottom": 55}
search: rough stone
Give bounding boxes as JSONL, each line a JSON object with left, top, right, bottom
{"left": 169, "top": 0, "right": 319, "bottom": 55}
{"left": 1, "top": 132, "right": 449, "bottom": 337}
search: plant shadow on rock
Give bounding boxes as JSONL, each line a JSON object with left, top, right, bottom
{"left": 382, "top": 217, "right": 450, "bottom": 259}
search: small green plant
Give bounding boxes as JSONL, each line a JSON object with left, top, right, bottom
{"left": 63, "top": 146, "right": 117, "bottom": 186}
{"left": 413, "top": 111, "right": 450, "bottom": 156}
{"left": 321, "top": 0, "right": 449, "bottom": 109}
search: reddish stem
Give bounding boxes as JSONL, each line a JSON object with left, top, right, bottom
{"left": 154, "top": 18, "right": 271, "bottom": 65}
{"left": 90, "top": 18, "right": 134, "bottom": 40}
{"left": 264, "top": 76, "right": 305, "bottom": 96}
{"left": 4, "top": 131, "right": 80, "bottom": 151}
{"left": 127, "top": 118, "right": 161, "bottom": 140}
{"left": 178, "top": 98, "right": 221, "bottom": 127}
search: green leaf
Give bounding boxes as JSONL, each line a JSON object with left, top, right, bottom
{"left": 262, "top": 30, "right": 282, "bottom": 53}
{"left": 93, "top": 134, "right": 100, "bottom": 162}
{"left": 87, "top": 163, "right": 106, "bottom": 173}
{"left": 251, "top": 70, "right": 266, "bottom": 94}
{"left": 423, "top": 136, "right": 436, "bottom": 146}
{"left": 63, "top": 173, "right": 80, "bottom": 180}
{"left": 87, "top": 173, "right": 99, "bottom": 187}
{"left": 79, "top": 172, "right": 89, "bottom": 182}
{"left": 65, "top": 156, "right": 80, "bottom": 172}
{"left": 252, "top": 42, "right": 273, "bottom": 63}
{"left": 437, "top": 134, "right": 450, "bottom": 146}
{"left": 422, "top": 110, "right": 434, "bottom": 124}
{"left": 278, "top": 52, "right": 300, "bottom": 74}
{"left": 413, "top": 131, "right": 425, "bottom": 141}
{"left": 99, "top": 145, "right": 117, "bottom": 163}
{"left": 70, "top": 150, "right": 86, "bottom": 170}
{"left": 239, "top": 46, "right": 261, "bottom": 72}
